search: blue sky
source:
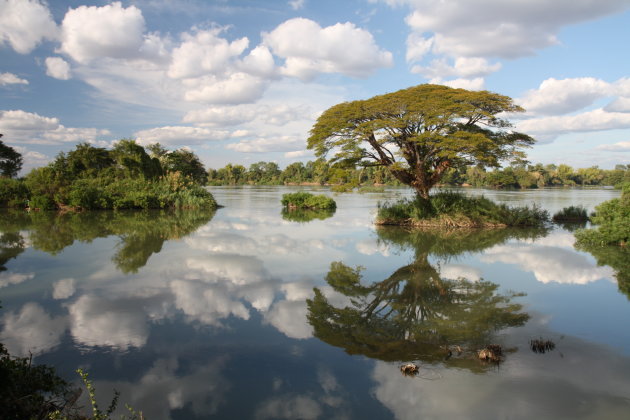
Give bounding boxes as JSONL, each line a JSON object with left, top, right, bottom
{"left": 1, "top": 0, "right": 630, "bottom": 174}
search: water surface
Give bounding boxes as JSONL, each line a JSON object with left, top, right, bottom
{"left": 1, "top": 186, "right": 628, "bottom": 419}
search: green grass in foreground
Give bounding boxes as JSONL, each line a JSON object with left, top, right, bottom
{"left": 376, "top": 190, "right": 549, "bottom": 228}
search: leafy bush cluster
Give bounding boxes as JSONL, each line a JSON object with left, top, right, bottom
{"left": 281, "top": 191, "right": 337, "bottom": 210}
{"left": 575, "top": 183, "right": 630, "bottom": 246}
{"left": 552, "top": 205, "right": 589, "bottom": 222}
{"left": 376, "top": 191, "right": 549, "bottom": 227}
{"left": 1, "top": 140, "right": 217, "bottom": 211}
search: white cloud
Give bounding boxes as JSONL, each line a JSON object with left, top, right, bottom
{"left": 183, "top": 105, "right": 259, "bottom": 126}
{"left": 517, "top": 109, "right": 630, "bottom": 141}
{"left": 183, "top": 72, "right": 269, "bottom": 104}
{"left": 167, "top": 28, "right": 249, "bottom": 79}
{"left": 0, "top": 0, "right": 58, "bottom": 54}
{"left": 239, "top": 45, "right": 277, "bottom": 78}
{"left": 135, "top": 125, "right": 234, "bottom": 146}
{"left": 284, "top": 150, "right": 311, "bottom": 158}
{"left": 0, "top": 109, "right": 111, "bottom": 145}
{"left": 399, "top": 0, "right": 630, "bottom": 60}
{"left": 59, "top": 2, "right": 147, "bottom": 64}
{"left": 412, "top": 57, "right": 501, "bottom": 80}
{"left": 68, "top": 294, "right": 149, "bottom": 349}
{"left": 226, "top": 135, "right": 304, "bottom": 153}
{"left": 263, "top": 18, "right": 393, "bottom": 80}
{"left": 519, "top": 77, "right": 613, "bottom": 116}
{"left": 0, "top": 72, "right": 28, "bottom": 86}
{"left": 439, "top": 77, "right": 485, "bottom": 91}
{"left": 288, "top": 0, "right": 306, "bottom": 11}
{"left": 53, "top": 278, "right": 76, "bottom": 299}
{"left": 0, "top": 303, "right": 67, "bottom": 356}
{"left": 45, "top": 56, "right": 71, "bottom": 80}
{"left": 440, "top": 264, "right": 482, "bottom": 281}
{"left": 0, "top": 272, "right": 34, "bottom": 288}
{"left": 597, "top": 141, "right": 630, "bottom": 152}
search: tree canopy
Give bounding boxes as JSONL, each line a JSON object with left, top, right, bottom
{"left": 0, "top": 135, "right": 23, "bottom": 178}
{"left": 307, "top": 84, "right": 535, "bottom": 198}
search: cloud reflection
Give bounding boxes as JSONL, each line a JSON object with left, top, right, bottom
{"left": 0, "top": 302, "right": 67, "bottom": 356}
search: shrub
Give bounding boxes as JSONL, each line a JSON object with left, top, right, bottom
{"left": 552, "top": 205, "right": 589, "bottom": 222}
{"left": 575, "top": 183, "right": 629, "bottom": 246}
{"left": 281, "top": 191, "right": 336, "bottom": 210}
{"left": 376, "top": 191, "right": 549, "bottom": 228}
{"left": 0, "top": 178, "right": 29, "bottom": 208}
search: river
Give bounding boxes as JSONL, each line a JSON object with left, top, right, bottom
{"left": 1, "top": 186, "right": 628, "bottom": 419}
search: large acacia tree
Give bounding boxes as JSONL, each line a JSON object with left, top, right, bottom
{"left": 307, "top": 84, "right": 534, "bottom": 199}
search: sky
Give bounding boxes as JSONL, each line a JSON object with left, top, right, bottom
{"left": 1, "top": 0, "right": 630, "bottom": 174}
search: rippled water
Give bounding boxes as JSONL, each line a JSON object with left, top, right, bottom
{"left": 1, "top": 186, "right": 628, "bottom": 419}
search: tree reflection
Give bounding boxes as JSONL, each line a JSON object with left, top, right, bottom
{"left": 307, "top": 227, "right": 543, "bottom": 370}
{"left": 281, "top": 208, "right": 335, "bottom": 223}
{"left": 575, "top": 242, "right": 630, "bottom": 300}
{"left": 0, "top": 209, "right": 216, "bottom": 273}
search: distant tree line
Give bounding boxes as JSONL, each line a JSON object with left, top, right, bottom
{"left": 207, "top": 160, "right": 630, "bottom": 189}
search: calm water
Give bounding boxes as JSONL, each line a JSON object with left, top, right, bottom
{"left": 1, "top": 186, "right": 629, "bottom": 419}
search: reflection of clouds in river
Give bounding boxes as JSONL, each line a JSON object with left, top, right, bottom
{"left": 370, "top": 322, "right": 630, "bottom": 420}
{"left": 0, "top": 302, "right": 67, "bottom": 356}
{"left": 53, "top": 277, "right": 76, "bottom": 299}
{"left": 481, "top": 243, "right": 614, "bottom": 284}
{"left": 187, "top": 254, "right": 269, "bottom": 285}
{"left": 356, "top": 238, "right": 390, "bottom": 257}
{"left": 525, "top": 230, "right": 576, "bottom": 248}
{"left": 68, "top": 295, "right": 149, "bottom": 349}
{"left": 93, "top": 356, "right": 230, "bottom": 420}
{"left": 170, "top": 279, "right": 250, "bottom": 326}
{"left": 255, "top": 395, "right": 322, "bottom": 420}
{"left": 440, "top": 264, "right": 482, "bottom": 281}
{"left": 0, "top": 271, "right": 34, "bottom": 288}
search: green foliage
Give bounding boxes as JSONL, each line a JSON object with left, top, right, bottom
{"left": 281, "top": 207, "right": 335, "bottom": 223}
{"left": 0, "top": 342, "right": 73, "bottom": 420}
{"left": 281, "top": 191, "right": 337, "bottom": 210}
{"left": 307, "top": 84, "right": 534, "bottom": 198}
{"left": 0, "top": 136, "right": 23, "bottom": 178}
{"left": 575, "top": 183, "right": 630, "bottom": 246}
{"left": 376, "top": 190, "right": 549, "bottom": 227}
{"left": 552, "top": 205, "right": 589, "bottom": 222}
{"left": 575, "top": 242, "right": 630, "bottom": 300}
{"left": 0, "top": 177, "right": 29, "bottom": 208}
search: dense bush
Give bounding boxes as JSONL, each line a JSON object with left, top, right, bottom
{"left": 575, "top": 183, "right": 629, "bottom": 246}
{"left": 376, "top": 191, "right": 549, "bottom": 228}
{"left": 552, "top": 205, "right": 589, "bottom": 222}
{"left": 0, "top": 178, "right": 28, "bottom": 208}
{"left": 281, "top": 191, "right": 337, "bottom": 210}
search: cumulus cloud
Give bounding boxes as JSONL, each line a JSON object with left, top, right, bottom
{"left": 263, "top": 18, "right": 393, "bottom": 80}
{"left": 183, "top": 72, "right": 269, "bottom": 104}
{"left": 519, "top": 77, "right": 613, "bottom": 116}
{"left": 183, "top": 105, "right": 259, "bottom": 127}
{"left": 68, "top": 295, "right": 149, "bottom": 349}
{"left": 59, "top": 2, "right": 147, "bottom": 64}
{"left": 135, "top": 125, "right": 235, "bottom": 146}
{"left": 412, "top": 57, "right": 501, "bottom": 80}
{"left": 226, "top": 135, "right": 304, "bottom": 153}
{"left": 284, "top": 150, "right": 311, "bottom": 158}
{"left": 45, "top": 56, "right": 72, "bottom": 80}
{"left": 0, "top": 0, "right": 58, "bottom": 54}
{"left": 53, "top": 278, "right": 76, "bottom": 299}
{"left": 398, "top": 0, "right": 630, "bottom": 60}
{"left": 168, "top": 28, "right": 249, "bottom": 79}
{"left": 517, "top": 109, "right": 630, "bottom": 142}
{"left": 0, "top": 303, "right": 67, "bottom": 356}
{"left": 481, "top": 243, "right": 614, "bottom": 284}
{"left": 439, "top": 77, "right": 485, "bottom": 91}
{"left": 597, "top": 141, "right": 630, "bottom": 151}
{"left": 0, "top": 109, "right": 111, "bottom": 145}
{"left": 0, "top": 72, "right": 28, "bottom": 86}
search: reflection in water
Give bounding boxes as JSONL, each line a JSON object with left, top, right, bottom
{"left": 307, "top": 228, "right": 540, "bottom": 370}
{"left": 576, "top": 242, "right": 630, "bottom": 300}
{"left": 281, "top": 208, "right": 335, "bottom": 223}
{"left": 0, "top": 209, "right": 216, "bottom": 273}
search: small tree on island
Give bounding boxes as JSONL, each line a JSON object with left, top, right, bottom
{"left": 307, "top": 84, "right": 535, "bottom": 199}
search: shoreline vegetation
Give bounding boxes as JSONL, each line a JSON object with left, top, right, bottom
{"left": 375, "top": 191, "right": 549, "bottom": 228}
{"left": 281, "top": 191, "right": 337, "bottom": 211}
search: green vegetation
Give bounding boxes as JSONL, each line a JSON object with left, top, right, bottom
{"left": 0, "top": 207, "right": 215, "bottom": 273}
{"left": 307, "top": 84, "right": 534, "bottom": 199}
{"left": 552, "top": 205, "right": 589, "bottom": 222}
{"left": 376, "top": 191, "right": 549, "bottom": 228}
{"left": 574, "top": 183, "right": 630, "bottom": 246}
{"left": 281, "top": 207, "right": 335, "bottom": 223}
{"left": 307, "top": 227, "right": 535, "bottom": 370}
{"left": 1, "top": 140, "right": 217, "bottom": 211}
{"left": 0, "top": 134, "right": 23, "bottom": 178}
{"left": 281, "top": 191, "right": 336, "bottom": 210}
